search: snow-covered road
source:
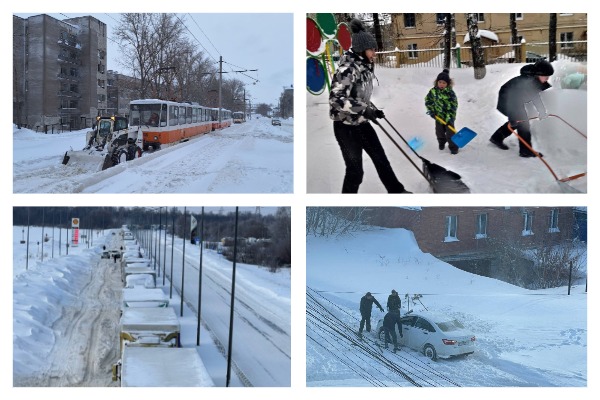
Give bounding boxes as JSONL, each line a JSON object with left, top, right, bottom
{"left": 13, "top": 118, "right": 293, "bottom": 193}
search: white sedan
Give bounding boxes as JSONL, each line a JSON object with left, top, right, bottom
{"left": 376, "top": 311, "right": 476, "bottom": 360}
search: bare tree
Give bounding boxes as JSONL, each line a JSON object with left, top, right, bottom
{"left": 373, "top": 13, "right": 384, "bottom": 50}
{"left": 549, "top": 13, "right": 557, "bottom": 62}
{"left": 306, "top": 207, "right": 371, "bottom": 237}
{"left": 466, "top": 13, "right": 486, "bottom": 79}
{"left": 510, "top": 13, "right": 521, "bottom": 62}
{"left": 113, "top": 13, "right": 157, "bottom": 98}
{"left": 443, "top": 14, "right": 452, "bottom": 69}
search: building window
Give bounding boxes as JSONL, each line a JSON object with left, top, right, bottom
{"left": 515, "top": 13, "right": 523, "bottom": 20}
{"left": 549, "top": 209, "right": 560, "bottom": 233}
{"left": 408, "top": 43, "right": 418, "bottom": 59}
{"left": 98, "top": 63, "right": 105, "bottom": 73}
{"left": 475, "top": 213, "right": 488, "bottom": 239}
{"left": 470, "top": 13, "right": 485, "bottom": 22}
{"left": 436, "top": 14, "right": 446, "bottom": 25}
{"left": 98, "top": 79, "right": 105, "bottom": 88}
{"left": 444, "top": 215, "right": 458, "bottom": 242}
{"left": 560, "top": 32, "right": 574, "bottom": 48}
{"left": 522, "top": 211, "right": 534, "bottom": 236}
{"left": 404, "top": 14, "right": 416, "bottom": 28}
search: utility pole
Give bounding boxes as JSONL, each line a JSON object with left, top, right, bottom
{"left": 218, "top": 56, "right": 223, "bottom": 126}
{"left": 243, "top": 89, "right": 246, "bottom": 121}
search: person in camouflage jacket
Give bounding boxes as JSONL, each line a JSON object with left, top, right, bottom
{"left": 328, "top": 19, "right": 409, "bottom": 194}
{"left": 425, "top": 69, "right": 459, "bottom": 154}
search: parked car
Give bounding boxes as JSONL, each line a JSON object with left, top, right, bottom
{"left": 271, "top": 118, "right": 281, "bottom": 126}
{"left": 376, "top": 311, "right": 476, "bottom": 360}
{"left": 496, "top": 51, "right": 547, "bottom": 64}
{"left": 525, "top": 51, "right": 547, "bottom": 62}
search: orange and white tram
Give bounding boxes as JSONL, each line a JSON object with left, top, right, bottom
{"left": 210, "top": 108, "right": 233, "bottom": 131}
{"left": 129, "top": 99, "right": 214, "bottom": 151}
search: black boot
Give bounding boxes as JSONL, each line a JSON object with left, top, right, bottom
{"left": 490, "top": 137, "right": 509, "bottom": 150}
{"left": 519, "top": 151, "right": 543, "bottom": 158}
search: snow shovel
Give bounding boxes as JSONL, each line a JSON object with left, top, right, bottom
{"left": 372, "top": 118, "right": 470, "bottom": 193}
{"left": 507, "top": 121, "right": 585, "bottom": 193}
{"left": 434, "top": 116, "right": 478, "bottom": 148}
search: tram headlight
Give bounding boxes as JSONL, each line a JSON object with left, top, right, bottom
{"left": 153, "top": 136, "right": 158, "bottom": 141}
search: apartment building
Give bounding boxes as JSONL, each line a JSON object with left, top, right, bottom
{"left": 13, "top": 14, "right": 108, "bottom": 130}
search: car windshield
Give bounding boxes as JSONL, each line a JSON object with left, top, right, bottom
{"left": 436, "top": 319, "right": 465, "bottom": 332}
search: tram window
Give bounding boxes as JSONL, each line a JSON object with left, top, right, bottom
{"left": 169, "top": 105, "right": 178, "bottom": 126}
{"left": 179, "top": 106, "right": 186, "bottom": 125}
{"left": 187, "top": 107, "right": 193, "bottom": 124}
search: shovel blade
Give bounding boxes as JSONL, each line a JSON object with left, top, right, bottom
{"left": 451, "top": 127, "right": 478, "bottom": 148}
{"left": 421, "top": 158, "right": 471, "bottom": 193}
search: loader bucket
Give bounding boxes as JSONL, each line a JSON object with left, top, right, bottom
{"left": 101, "top": 154, "right": 115, "bottom": 171}
{"left": 61, "top": 149, "right": 108, "bottom": 172}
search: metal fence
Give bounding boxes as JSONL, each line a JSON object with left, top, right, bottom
{"left": 375, "top": 40, "right": 587, "bottom": 69}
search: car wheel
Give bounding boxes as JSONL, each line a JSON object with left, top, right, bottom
{"left": 423, "top": 344, "right": 437, "bottom": 361}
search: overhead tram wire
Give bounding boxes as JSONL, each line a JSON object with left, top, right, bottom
{"left": 177, "top": 13, "right": 259, "bottom": 82}
{"left": 187, "top": 13, "right": 222, "bottom": 59}
{"left": 174, "top": 13, "right": 219, "bottom": 64}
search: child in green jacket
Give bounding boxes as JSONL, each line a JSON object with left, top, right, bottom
{"left": 425, "top": 69, "right": 459, "bottom": 154}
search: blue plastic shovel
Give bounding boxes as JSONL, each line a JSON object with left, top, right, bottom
{"left": 435, "top": 116, "right": 478, "bottom": 148}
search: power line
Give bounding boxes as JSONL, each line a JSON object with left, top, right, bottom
{"left": 173, "top": 14, "right": 218, "bottom": 64}
{"left": 187, "top": 13, "right": 222, "bottom": 58}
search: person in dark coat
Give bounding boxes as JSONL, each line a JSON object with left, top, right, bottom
{"left": 359, "top": 292, "right": 384, "bottom": 335}
{"left": 383, "top": 309, "right": 403, "bottom": 351}
{"left": 329, "top": 18, "right": 410, "bottom": 194}
{"left": 489, "top": 60, "right": 554, "bottom": 157}
{"left": 387, "top": 289, "right": 401, "bottom": 311}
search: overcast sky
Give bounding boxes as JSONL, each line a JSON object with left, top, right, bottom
{"left": 14, "top": 12, "right": 293, "bottom": 106}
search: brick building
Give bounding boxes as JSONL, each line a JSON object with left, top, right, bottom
{"left": 367, "top": 207, "right": 582, "bottom": 280}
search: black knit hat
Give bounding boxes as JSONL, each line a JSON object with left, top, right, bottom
{"left": 350, "top": 19, "right": 377, "bottom": 53}
{"left": 532, "top": 60, "right": 554, "bottom": 76}
{"left": 436, "top": 68, "right": 451, "bottom": 84}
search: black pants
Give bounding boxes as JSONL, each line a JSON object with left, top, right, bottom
{"left": 359, "top": 313, "right": 371, "bottom": 333}
{"left": 435, "top": 121, "right": 458, "bottom": 152}
{"left": 333, "top": 121, "right": 406, "bottom": 193}
{"left": 491, "top": 120, "right": 534, "bottom": 155}
{"left": 384, "top": 326, "right": 398, "bottom": 347}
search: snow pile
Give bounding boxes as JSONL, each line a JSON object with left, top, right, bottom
{"left": 13, "top": 240, "right": 98, "bottom": 376}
